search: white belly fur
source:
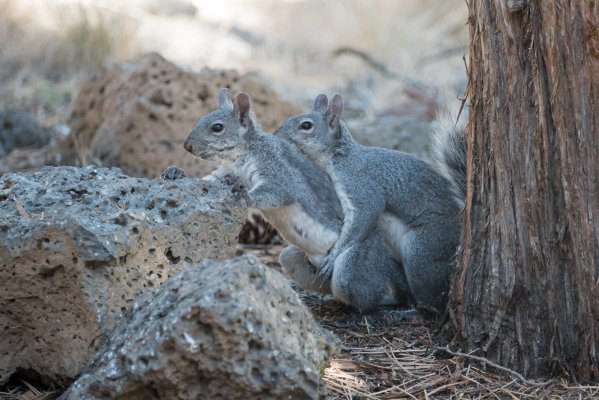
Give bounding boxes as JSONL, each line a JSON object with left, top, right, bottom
{"left": 236, "top": 156, "right": 338, "bottom": 265}
{"left": 378, "top": 212, "right": 409, "bottom": 261}
{"left": 262, "top": 204, "right": 338, "bottom": 263}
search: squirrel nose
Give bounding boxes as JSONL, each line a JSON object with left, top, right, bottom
{"left": 183, "top": 140, "right": 192, "bottom": 152}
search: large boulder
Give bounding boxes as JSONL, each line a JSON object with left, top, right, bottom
{"left": 68, "top": 52, "right": 301, "bottom": 178}
{"left": 61, "top": 255, "right": 338, "bottom": 400}
{"left": 0, "top": 166, "right": 246, "bottom": 386}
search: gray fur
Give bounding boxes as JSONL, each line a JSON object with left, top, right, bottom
{"left": 430, "top": 109, "right": 467, "bottom": 209}
{"left": 184, "top": 89, "right": 414, "bottom": 312}
{"left": 275, "top": 94, "right": 463, "bottom": 314}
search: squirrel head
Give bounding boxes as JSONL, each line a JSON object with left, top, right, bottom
{"left": 183, "top": 88, "right": 256, "bottom": 162}
{"left": 274, "top": 93, "right": 347, "bottom": 161}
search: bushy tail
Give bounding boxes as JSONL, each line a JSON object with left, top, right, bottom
{"left": 430, "top": 109, "right": 467, "bottom": 209}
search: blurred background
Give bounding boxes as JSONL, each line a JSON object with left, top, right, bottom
{"left": 0, "top": 0, "right": 465, "bottom": 246}
{"left": 0, "top": 0, "right": 467, "bottom": 124}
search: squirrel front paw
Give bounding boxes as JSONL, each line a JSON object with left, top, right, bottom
{"left": 222, "top": 174, "right": 248, "bottom": 202}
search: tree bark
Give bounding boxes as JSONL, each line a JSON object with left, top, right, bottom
{"left": 450, "top": 0, "right": 599, "bottom": 382}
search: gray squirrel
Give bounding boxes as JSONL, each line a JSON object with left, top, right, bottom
{"left": 274, "top": 94, "right": 466, "bottom": 315}
{"left": 183, "top": 89, "right": 414, "bottom": 312}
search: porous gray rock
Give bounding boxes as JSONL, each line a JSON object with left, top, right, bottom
{"left": 0, "top": 166, "right": 246, "bottom": 386}
{"left": 61, "top": 255, "right": 339, "bottom": 400}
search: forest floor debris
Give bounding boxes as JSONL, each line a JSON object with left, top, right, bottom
{"left": 2, "top": 243, "right": 598, "bottom": 399}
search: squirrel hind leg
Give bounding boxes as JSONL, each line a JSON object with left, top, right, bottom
{"left": 279, "top": 245, "right": 331, "bottom": 294}
{"left": 399, "top": 228, "right": 454, "bottom": 315}
{"left": 330, "top": 244, "right": 412, "bottom": 313}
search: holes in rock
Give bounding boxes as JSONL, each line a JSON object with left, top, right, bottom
{"left": 148, "top": 113, "right": 157, "bottom": 121}
{"left": 159, "top": 209, "right": 167, "bottom": 218}
{"left": 166, "top": 199, "right": 178, "bottom": 207}
{"left": 113, "top": 214, "right": 128, "bottom": 226}
{"left": 131, "top": 226, "right": 140, "bottom": 235}
{"left": 39, "top": 264, "right": 64, "bottom": 278}
{"left": 251, "top": 368, "right": 261, "bottom": 384}
{"left": 68, "top": 188, "right": 88, "bottom": 200}
{"left": 164, "top": 248, "right": 180, "bottom": 264}
{"left": 37, "top": 238, "right": 50, "bottom": 250}
{"left": 149, "top": 248, "right": 156, "bottom": 255}
{"left": 139, "top": 356, "right": 150, "bottom": 368}
{"left": 85, "top": 260, "right": 111, "bottom": 269}
{"left": 248, "top": 339, "right": 262, "bottom": 350}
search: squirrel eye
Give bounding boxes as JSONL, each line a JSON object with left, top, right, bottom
{"left": 300, "top": 121, "right": 313, "bottom": 130}
{"left": 211, "top": 123, "right": 224, "bottom": 133}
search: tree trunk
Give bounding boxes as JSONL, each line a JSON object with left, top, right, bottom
{"left": 450, "top": 0, "right": 599, "bottom": 381}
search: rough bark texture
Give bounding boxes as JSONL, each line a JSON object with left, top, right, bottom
{"left": 450, "top": 0, "right": 599, "bottom": 381}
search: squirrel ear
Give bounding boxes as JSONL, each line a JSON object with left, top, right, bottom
{"left": 218, "top": 88, "right": 233, "bottom": 109}
{"left": 326, "top": 94, "right": 344, "bottom": 131}
{"left": 235, "top": 92, "right": 251, "bottom": 127}
{"left": 312, "top": 94, "right": 328, "bottom": 114}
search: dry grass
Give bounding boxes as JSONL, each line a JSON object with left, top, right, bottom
{"left": 0, "top": 0, "right": 138, "bottom": 126}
